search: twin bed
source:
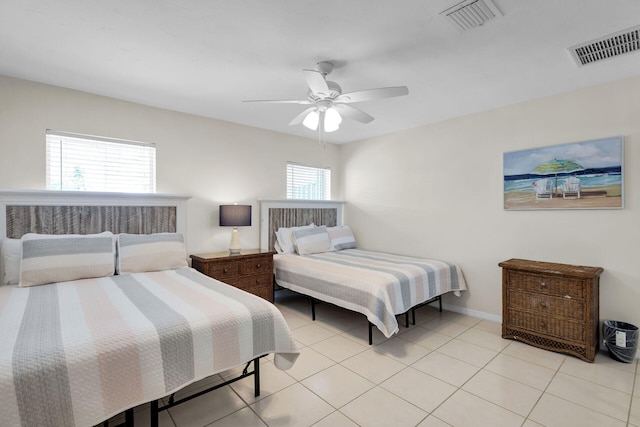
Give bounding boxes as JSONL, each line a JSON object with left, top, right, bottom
{"left": 259, "top": 200, "right": 468, "bottom": 344}
{"left": 0, "top": 191, "right": 299, "bottom": 427}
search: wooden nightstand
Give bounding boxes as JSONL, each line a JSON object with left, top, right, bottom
{"left": 190, "top": 249, "right": 275, "bottom": 302}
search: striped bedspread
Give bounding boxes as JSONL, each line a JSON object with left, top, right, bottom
{"left": 274, "top": 249, "right": 467, "bottom": 337}
{"left": 0, "top": 268, "right": 299, "bottom": 427}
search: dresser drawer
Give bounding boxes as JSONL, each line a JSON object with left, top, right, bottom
{"left": 207, "top": 260, "right": 241, "bottom": 278}
{"left": 507, "top": 309, "right": 585, "bottom": 342}
{"left": 240, "top": 257, "right": 271, "bottom": 275}
{"left": 508, "top": 271, "right": 584, "bottom": 299}
{"left": 507, "top": 290, "right": 585, "bottom": 321}
{"left": 227, "top": 273, "right": 273, "bottom": 293}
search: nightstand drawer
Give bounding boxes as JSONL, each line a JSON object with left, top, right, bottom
{"left": 240, "top": 257, "right": 271, "bottom": 275}
{"left": 228, "top": 273, "right": 272, "bottom": 290}
{"left": 207, "top": 260, "right": 241, "bottom": 278}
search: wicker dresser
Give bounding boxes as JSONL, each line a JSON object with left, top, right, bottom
{"left": 500, "top": 258, "right": 603, "bottom": 362}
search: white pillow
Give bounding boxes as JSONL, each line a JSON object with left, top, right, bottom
{"left": 292, "top": 225, "right": 332, "bottom": 255}
{"left": 19, "top": 232, "right": 116, "bottom": 287}
{"left": 1, "top": 238, "right": 22, "bottom": 286}
{"left": 328, "top": 225, "right": 357, "bottom": 251}
{"left": 117, "top": 233, "right": 187, "bottom": 274}
{"left": 275, "top": 223, "right": 314, "bottom": 254}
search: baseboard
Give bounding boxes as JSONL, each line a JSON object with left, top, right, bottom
{"left": 441, "top": 302, "right": 502, "bottom": 324}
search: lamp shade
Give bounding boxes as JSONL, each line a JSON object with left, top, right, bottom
{"left": 219, "top": 205, "right": 252, "bottom": 227}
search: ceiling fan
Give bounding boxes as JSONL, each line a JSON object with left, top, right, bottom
{"left": 243, "top": 61, "right": 409, "bottom": 134}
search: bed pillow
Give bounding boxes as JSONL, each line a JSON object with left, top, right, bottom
{"left": 1, "top": 238, "right": 22, "bottom": 286}
{"left": 275, "top": 223, "right": 314, "bottom": 254}
{"left": 19, "top": 232, "right": 116, "bottom": 287}
{"left": 328, "top": 225, "right": 357, "bottom": 251}
{"left": 293, "top": 225, "right": 332, "bottom": 255}
{"left": 117, "top": 232, "right": 187, "bottom": 274}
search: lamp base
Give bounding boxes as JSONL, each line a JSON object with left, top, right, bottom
{"left": 229, "top": 227, "right": 241, "bottom": 255}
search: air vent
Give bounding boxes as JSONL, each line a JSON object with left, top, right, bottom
{"left": 440, "top": 0, "right": 503, "bottom": 31}
{"left": 569, "top": 25, "right": 640, "bottom": 66}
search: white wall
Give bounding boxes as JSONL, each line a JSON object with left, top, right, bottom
{"left": 2, "top": 73, "right": 639, "bottom": 331}
{"left": 0, "top": 75, "right": 341, "bottom": 254}
{"left": 339, "top": 75, "right": 640, "bottom": 328}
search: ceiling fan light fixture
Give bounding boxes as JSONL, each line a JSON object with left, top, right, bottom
{"left": 324, "top": 107, "right": 342, "bottom": 132}
{"left": 302, "top": 110, "right": 319, "bottom": 130}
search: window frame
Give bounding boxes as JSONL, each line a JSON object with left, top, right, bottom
{"left": 46, "top": 130, "right": 156, "bottom": 193}
{"left": 286, "top": 162, "right": 331, "bottom": 200}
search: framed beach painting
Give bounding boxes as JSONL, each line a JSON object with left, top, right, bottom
{"left": 503, "top": 136, "right": 624, "bottom": 210}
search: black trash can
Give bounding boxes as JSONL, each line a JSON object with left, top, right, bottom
{"left": 603, "top": 320, "right": 638, "bottom": 363}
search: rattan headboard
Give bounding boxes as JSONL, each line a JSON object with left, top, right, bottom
{"left": 259, "top": 199, "right": 345, "bottom": 252}
{"left": 0, "top": 190, "right": 190, "bottom": 239}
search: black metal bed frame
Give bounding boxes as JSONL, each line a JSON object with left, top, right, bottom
{"left": 105, "top": 357, "right": 261, "bottom": 427}
{"left": 277, "top": 286, "right": 443, "bottom": 345}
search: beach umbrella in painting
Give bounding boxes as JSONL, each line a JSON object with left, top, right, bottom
{"left": 532, "top": 159, "right": 584, "bottom": 197}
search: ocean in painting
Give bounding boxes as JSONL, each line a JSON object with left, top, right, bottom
{"left": 504, "top": 169, "right": 622, "bottom": 193}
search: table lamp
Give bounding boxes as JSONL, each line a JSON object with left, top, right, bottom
{"left": 219, "top": 204, "right": 251, "bottom": 254}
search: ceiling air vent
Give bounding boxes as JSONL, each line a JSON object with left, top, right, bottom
{"left": 440, "top": 0, "right": 503, "bottom": 31}
{"left": 569, "top": 25, "right": 640, "bottom": 66}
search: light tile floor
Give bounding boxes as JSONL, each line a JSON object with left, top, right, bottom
{"left": 108, "top": 290, "right": 639, "bottom": 427}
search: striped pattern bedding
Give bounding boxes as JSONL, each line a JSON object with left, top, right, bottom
{"left": 0, "top": 268, "right": 299, "bottom": 427}
{"left": 274, "top": 249, "right": 467, "bottom": 337}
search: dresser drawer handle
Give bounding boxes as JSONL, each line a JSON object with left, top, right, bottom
{"left": 256, "top": 263, "right": 261, "bottom": 269}
{"left": 539, "top": 282, "right": 547, "bottom": 289}
{"left": 223, "top": 268, "right": 228, "bottom": 274}
{"left": 564, "top": 295, "right": 572, "bottom": 299}
{"left": 539, "top": 302, "right": 548, "bottom": 308}
{"left": 255, "top": 278, "right": 261, "bottom": 284}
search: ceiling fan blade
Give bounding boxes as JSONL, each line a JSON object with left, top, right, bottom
{"left": 303, "top": 69, "right": 331, "bottom": 97}
{"left": 333, "top": 103, "right": 374, "bottom": 124}
{"left": 242, "top": 99, "right": 312, "bottom": 104}
{"left": 288, "top": 107, "right": 316, "bottom": 126}
{"left": 335, "top": 86, "right": 409, "bottom": 103}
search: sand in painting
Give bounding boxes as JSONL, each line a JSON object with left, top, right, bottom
{"left": 504, "top": 185, "right": 622, "bottom": 209}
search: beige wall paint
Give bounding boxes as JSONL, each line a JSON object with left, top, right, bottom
{"left": 2, "top": 73, "right": 638, "bottom": 330}
{"left": 339, "top": 75, "right": 640, "bottom": 328}
{"left": 0, "top": 75, "right": 340, "bottom": 254}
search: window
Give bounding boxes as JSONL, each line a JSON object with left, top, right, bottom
{"left": 286, "top": 162, "right": 331, "bottom": 200}
{"left": 46, "top": 130, "right": 156, "bottom": 193}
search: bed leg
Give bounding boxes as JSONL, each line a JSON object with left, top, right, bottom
{"left": 311, "top": 297, "right": 316, "bottom": 321}
{"left": 368, "top": 321, "right": 373, "bottom": 345}
{"left": 438, "top": 296, "right": 442, "bottom": 312}
{"left": 150, "top": 400, "right": 159, "bottom": 427}
{"left": 254, "top": 357, "right": 261, "bottom": 397}
{"left": 124, "top": 408, "right": 134, "bottom": 427}
{"left": 411, "top": 307, "right": 416, "bottom": 325}
{"left": 405, "top": 312, "right": 409, "bottom": 328}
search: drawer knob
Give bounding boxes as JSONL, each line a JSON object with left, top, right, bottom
{"left": 223, "top": 268, "right": 228, "bottom": 274}
{"left": 540, "top": 282, "right": 547, "bottom": 288}
{"left": 256, "top": 263, "right": 261, "bottom": 268}
{"left": 256, "top": 278, "right": 261, "bottom": 284}
{"left": 539, "top": 302, "right": 548, "bottom": 308}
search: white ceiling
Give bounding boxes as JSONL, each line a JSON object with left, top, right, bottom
{"left": 1, "top": 0, "right": 640, "bottom": 144}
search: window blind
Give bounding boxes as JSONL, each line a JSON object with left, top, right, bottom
{"left": 286, "top": 162, "right": 331, "bottom": 200}
{"left": 46, "top": 130, "right": 156, "bottom": 193}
